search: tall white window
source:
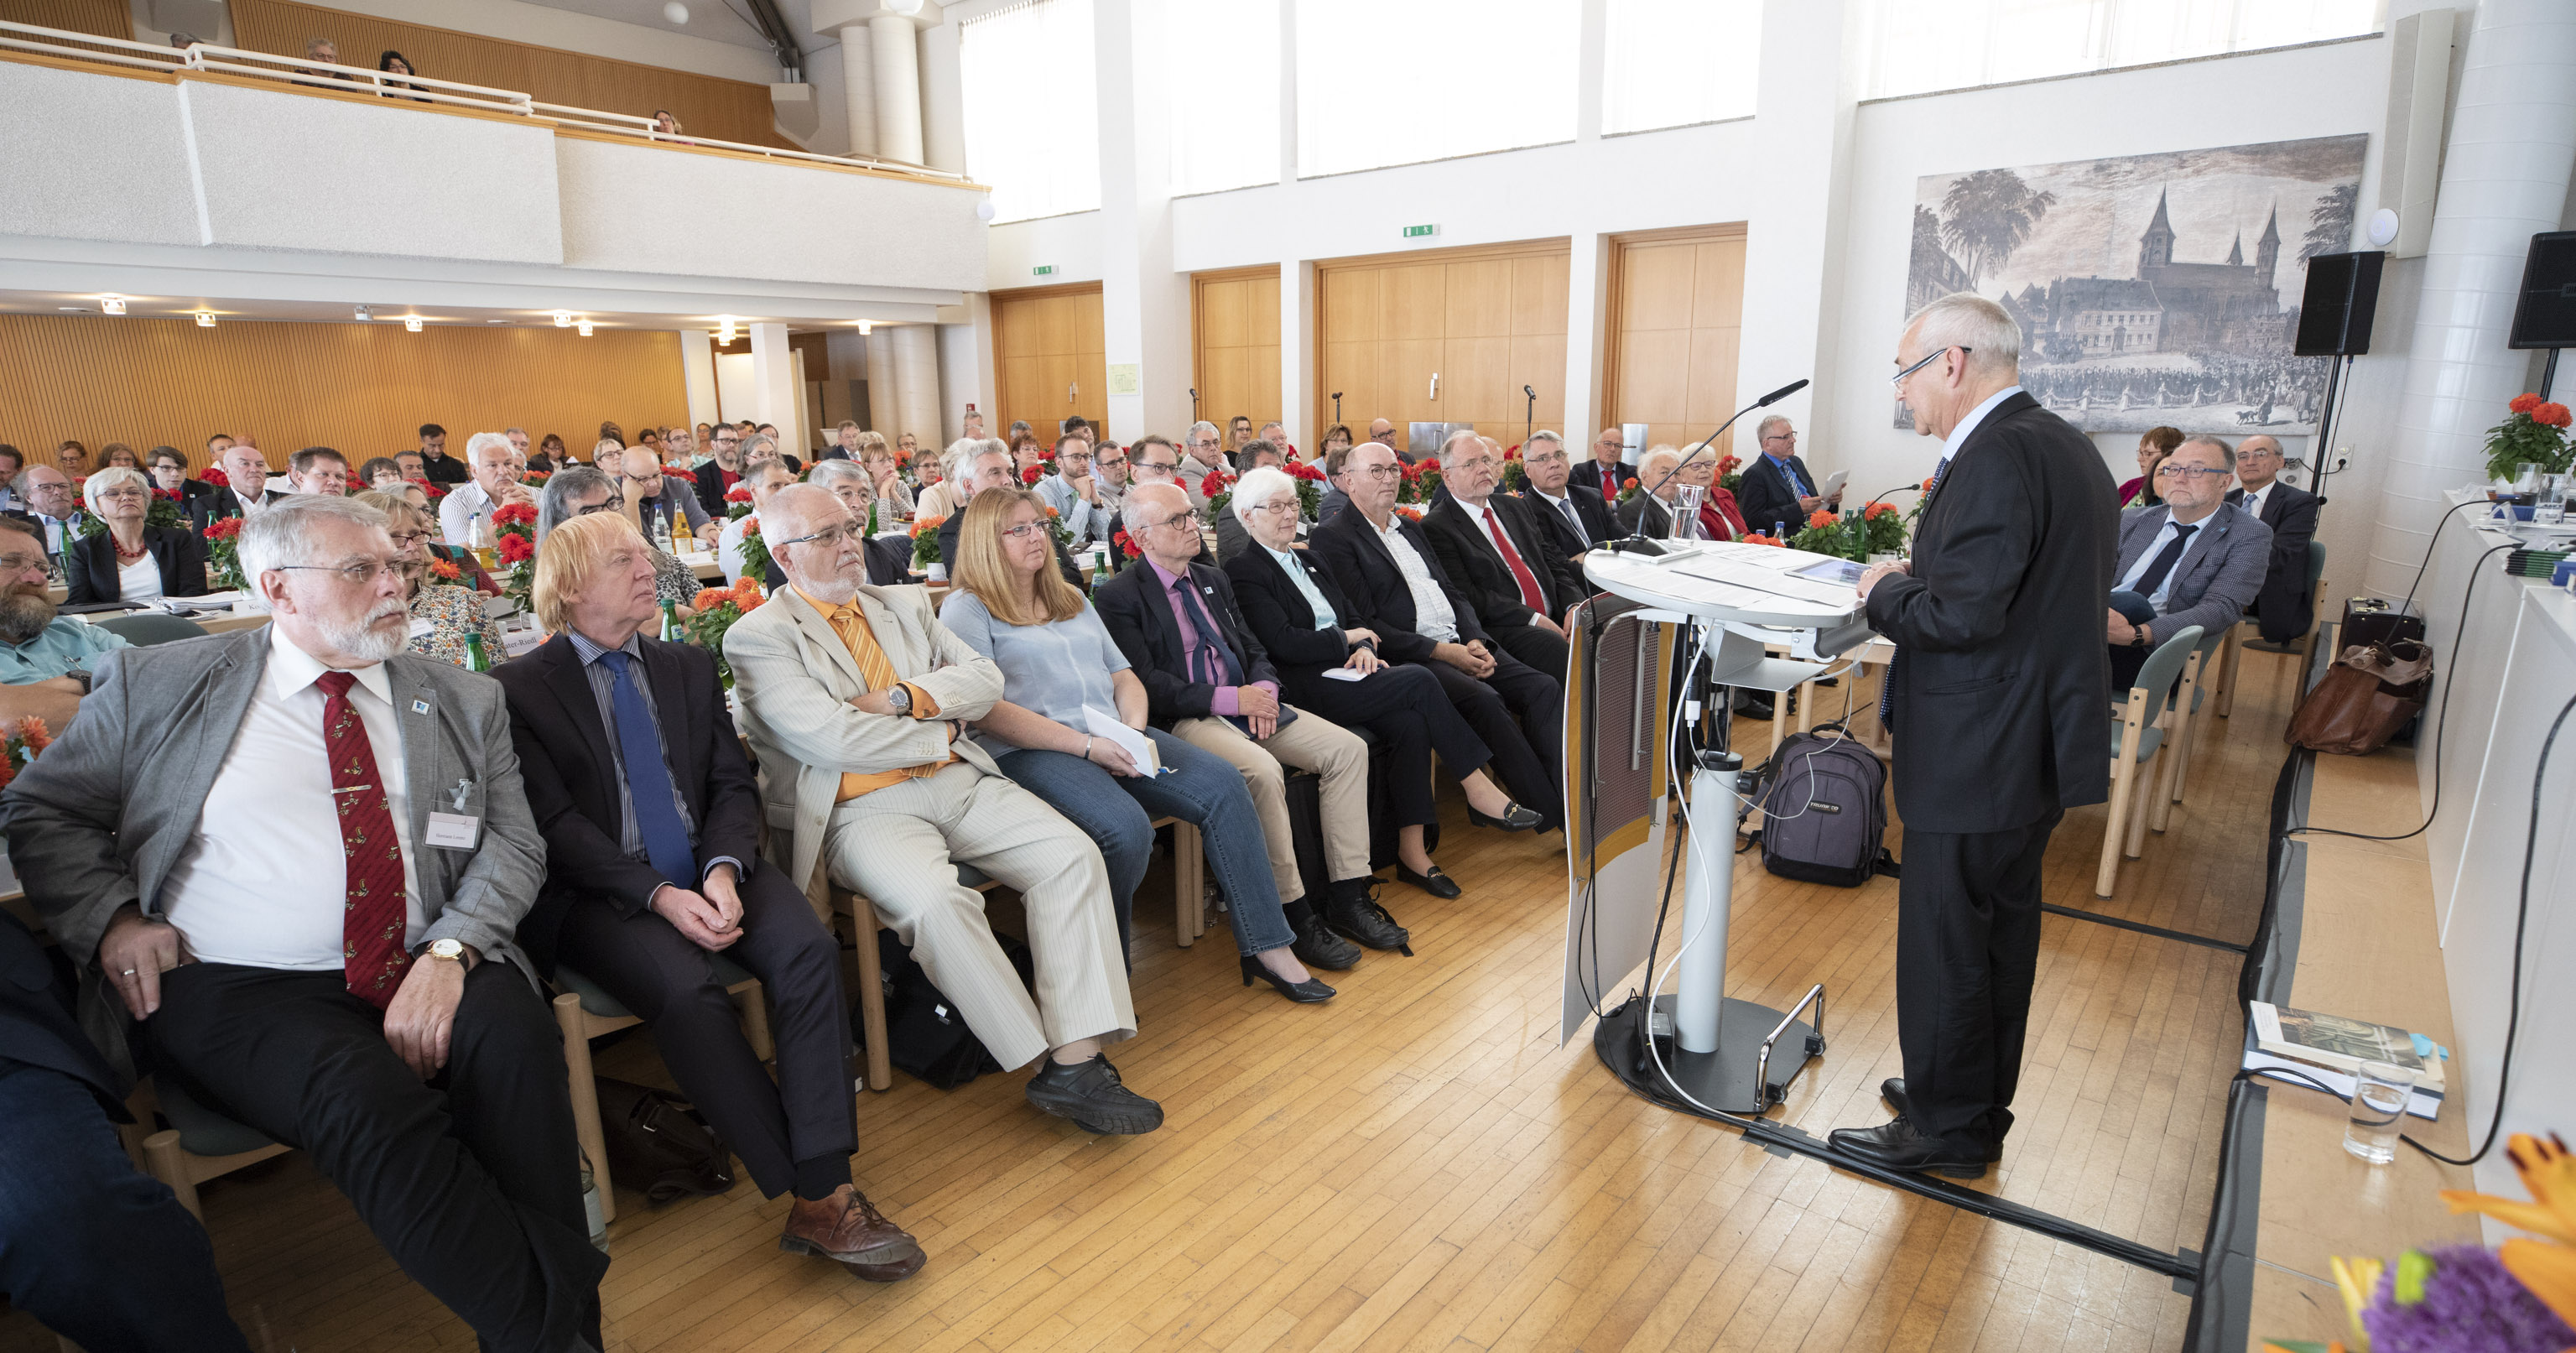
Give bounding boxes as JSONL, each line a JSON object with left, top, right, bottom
{"left": 960, "top": 0, "right": 1101, "bottom": 223}
{"left": 1601, "top": 0, "right": 1762, "bottom": 134}
{"left": 1168, "top": 0, "right": 1281, "bottom": 195}
{"left": 1861, "top": 0, "right": 2381, "bottom": 101}
{"left": 1295, "top": 0, "right": 1578, "bottom": 179}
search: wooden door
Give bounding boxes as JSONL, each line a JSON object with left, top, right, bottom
{"left": 1604, "top": 226, "right": 1746, "bottom": 456}
{"left": 1192, "top": 266, "right": 1281, "bottom": 435}
{"left": 1314, "top": 240, "right": 1569, "bottom": 458}
{"left": 991, "top": 283, "right": 1106, "bottom": 444}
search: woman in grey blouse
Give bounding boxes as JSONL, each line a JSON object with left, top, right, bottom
{"left": 939, "top": 488, "right": 1345, "bottom": 997}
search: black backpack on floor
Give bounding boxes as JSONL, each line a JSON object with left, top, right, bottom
{"left": 860, "top": 929, "right": 1038, "bottom": 1089}
{"left": 1749, "top": 723, "right": 1897, "bottom": 888}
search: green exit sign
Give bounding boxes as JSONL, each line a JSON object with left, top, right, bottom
{"left": 1402, "top": 224, "right": 1439, "bottom": 239}
{"left": 1032, "top": 264, "right": 1055, "bottom": 276}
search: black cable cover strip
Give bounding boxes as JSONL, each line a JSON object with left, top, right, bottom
{"left": 2041, "top": 903, "right": 2250, "bottom": 954}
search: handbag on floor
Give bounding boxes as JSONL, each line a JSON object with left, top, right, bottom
{"left": 590, "top": 1076, "right": 736, "bottom": 1205}
{"left": 860, "top": 928, "right": 1037, "bottom": 1089}
{"left": 2285, "top": 637, "right": 2433, "bottom": 757}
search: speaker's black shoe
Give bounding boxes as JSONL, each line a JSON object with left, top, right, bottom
{"left": 1325, "top": 878, "right": 1412, "bottom": 954}
{"left": 1881, "top": 1077, "right": 1908, "bottom": 1120}
{"left": 1813, "top": 675, "right": 1840, "bottom": 687}
{"left": 1288, "top": 910, "right": 1361, "bottom": 971}
{"left": 1241, "top": 955, "right": 1335, "bottom": 1003}
{"left": 1394, "top": 862, "right": 1462, "bottom": 899}
{"left": 1733, "top": 694, "right": 1775, "bottom": 720}
{"left": 1465, "top": 801, "right": 1544, "bottom": 833}
{"left": 1825, "top": 1118, "right": 1988, "bottom": 1179}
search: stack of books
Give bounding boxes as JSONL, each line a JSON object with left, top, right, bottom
{"left": 2242, "top": 1002, "right": 2448, "bottom": 1121}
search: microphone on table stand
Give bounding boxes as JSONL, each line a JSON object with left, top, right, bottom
{"left": 1600, "top": 379, "right": 1811, "bottom": 557}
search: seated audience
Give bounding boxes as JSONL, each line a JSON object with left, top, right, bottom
{"left": 2225, "top": 434, "right": 2323, "bottom": 643}
{"left": 942, "top": 490, "right": 1339, "bottom": 987}
{"left": 1210, "top": 440, "right": 1288, "bottom": 563}
{"left": 417, "top": 423, "right": 470, "bottom": 485}
{"left": 356, "top": 491, "right": 507, "bottom": 667}
{"left": 1315, "top": 424, "right": 1353, "bottom": 468}
{"left": 621, "top": 436, "right": 713, "bottom": 549}
{"left": 67, "top": 466, "right": 209, "bottom": 604}
{"left": 377, "top": 49, "right": 429, "bottom": 102}
{"left": 2119, "top": 425, "right": 2184, "bottom": 508}
{"left": 0, "top": 445, "right": 22, "bottom": 513}
{"left": 937, "top": 442, "right": 1085, "bottom": 588}
{"left": 718, "top": 449, "right": 795, "bottom": 586}
{"left": 1226, "top": 416, "right": 1256, "bottom": 460}
{"left": 440, "top": 432, "right": 534, "bottom": 548}
{"left": 0, "top": 517, "right": 126, "bottom": 731}
{"left": 1010, "top": 435, "right": 1049, "bottom": 479}
{"left": 690, "top": 423, "right": 715, "bottom": 466}
{"left": 1577, "top": 427, "right": 1632, "bottom": 501}
{"left": 1095, "top": 484, "right": 1409, "bottom": 952}
{"left": 896, "top": 431, "right": 921, "bottom": 473}
{"left": 1515, "top": 430, "right": 1616, "bottom": 558}
{"left": 0, "top": 908, "right": 252, "bottom": 1352}
{"left": 1257, "top": 421, "right": 1294, "bottom": 461}
{"left": 1035, "top": 433, "right": 1111, "bottom": 547}
{"left": 1422, "top": 432, "right": 1583, "bottom": 677}
{"left": 100, "top": 443, "right": 142, "bottom": 470}
{"left": 634, "top": 426, "right": 659, "bottom": 460}
{"left": 1179, "top": 422, "right": 1227, "bottom": 506}
{"left": 188, "top": 440, "right": 286, "bottom": 533}
{"left": 962, "top": 410, "right": 987, "bottom": 440}
{"left": 543, "top": 466, "right": 700, "bottom": 610}
{"left": 148, "top": 445, "right": 217, "bottom": 514}
{"left": 12, "top": 465, "right": 83, "bottom": 564}
{"left": 1224, "top": 468, "right": 1544, "bottom": 898}
{"left": 1617, "top": 445, "right": 1750, "bottom": 540}
{"left": 806, "top": 460, "right": 907, "bottom": 585}
{"left": 527, "top": 434, "right": 567, "bottom": 473}
{"left": 1317, "top": 442, "right": 1357, "bottom": 525}
{"left": 856, "top": 432, "right": 913, "bottom": 517}
{"left": 819, "top": 421, "right": 856, "bottom": 462}
{"left": 2, "top": 495, "right": 606, "bottom": 1350}
{"left": 361, "top": 455, "right": 408, "bottom": 491}
{"left": 1310, "top": 443, "right": 1564, "bottom": 827}
{"left": 55, "top": 440, "right": 89, "bottom": 476}
{"left": 284, "top": 445, "right": 350, "bottom": 497}
{"left": 912, "top": 438, "right": 977, "bottom": 524}
{"left": 693, "top": 424, "right": 747, "bottom": 518}
{"left": 1089, "top": 440, "right": 1132, "bottom": 523}
{"left": 728, "top": 486, "right": 1163, "bottom": 1133}
{"left": 1734, "top": 416, "right": 1840, "bottom": 539}
{"left": 394, "top": 449, "right": 427, "bottom": 482}
{"left": 497, "top": 513, "right": 921, "bottom": 1283}
{"left": 2106, "top": 435, "right": 2271, "bottom": 693}
{"left": 292, "top": 34, "right": 342, "bottom": 87}
{"left": 1366, "top": 418, "right": 1404, "bottom": 463}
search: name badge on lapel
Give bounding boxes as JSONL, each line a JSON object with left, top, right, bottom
{"left": 426, "top": 778, "right": 477, "bottom": 848}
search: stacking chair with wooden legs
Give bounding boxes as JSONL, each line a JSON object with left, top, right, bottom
{"left": 2149, "top": 625, "right": 2230, "bottom": 832}
{"left": 552, "top": 960, "right": 772, "bottom": 1226}
{"left": 2215, "top": 540, "right": 2327, "bottom": 717}
{"left": 2098, "top": 624, "right": 2203, "bottom": 899}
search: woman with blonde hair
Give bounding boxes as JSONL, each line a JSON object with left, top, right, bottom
{"left": 855, "top": 430, "right": 913, "bottom": 516}
{"left": 354, "top": 489, "right": 506, "bottom": 666}
{"left": 939, "top": 487, "right": 1345, "bottom": 990}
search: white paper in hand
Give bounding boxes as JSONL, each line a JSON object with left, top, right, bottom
{"left": 1820, "top": 469, "right": 1850, "bottom": 497}
{"left": 1082, "top": 706, "right": 1160, "bottom": 774}
{"left": 1321, "top": 667, "right": 1368, "bottom": 682}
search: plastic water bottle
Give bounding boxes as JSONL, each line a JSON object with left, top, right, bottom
{"left": 652, "top": 507, "right": 674, "bottom": 554}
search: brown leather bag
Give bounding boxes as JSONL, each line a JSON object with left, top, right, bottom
{"left": 2285, "top": 638, "right": 2433, "bottom": 756}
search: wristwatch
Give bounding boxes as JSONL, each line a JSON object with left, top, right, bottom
{"left": 419, "top": 937, "right": 467, "bottom": 965}
{"left": 2131, "top": 625, "right": 2152, "bottom": 648}
{"left": 885, "top": 684, "right": 913, "bottom": 715}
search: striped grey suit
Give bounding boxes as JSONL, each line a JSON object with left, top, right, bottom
{"left": 726, "top": 581, "right": 1134, "bottom": 1070}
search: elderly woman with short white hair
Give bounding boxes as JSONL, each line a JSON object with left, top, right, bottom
{"left": 65, "top": 465, "right": 209, "bottom": 604}
{"left": 1219, "top": 466, "right": 1543, "bottom": 899}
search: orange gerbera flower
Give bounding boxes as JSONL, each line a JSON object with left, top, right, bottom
{"left": 1807, "top": 508, "right": 1836, "bottom": 529}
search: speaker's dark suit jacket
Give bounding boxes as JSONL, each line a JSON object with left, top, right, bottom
{"left": 1307, "top": 507, "right": 1495, "bottom": 664}
{"left": 492, "top": 632, "right": 762, "bottom": 971}
{"left": 64, "top": 524, "right": 210, "bottom": 604}
{"left": 1865, "top": 391, "right": 2117, "bottom": 834}
{"left": 1421, "top": 493, "right": 1585, "bottom": 628}
{"left": 1092, "top": 558, "right": 1289, "bottom": 731}
{"left": 2225, "top": 479, "right": 2323, "bottom": 643}
{"left": 1736, "top": 452, "right": 1824, "bottom": 539}
{"left": 1517, "top": 485, "right": 1616, "bottom": 558}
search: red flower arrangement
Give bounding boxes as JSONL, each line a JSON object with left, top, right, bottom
{"left": 2541, "top": 403, "right": 2574, "bottom": 429}
{"left": 496, "top": 533, "right": 534, "bottom": 565}
{"left": 491, "top": 502, "right": 538, "bottom": 530}
{"left": 0, "top": 716, "right": 55, "bottom": 793}
{"left": 1394, "top": 505, "right": 1424, "bottom": 523}
{"left": 203, "top": 515, "right": 247, "bottom": 590}
{"left": 489, "top": 502, "right": 539, "bottom": 606}
{"left": 736, "top": 516, "right": 772, "bottom": 582}
{"left": 1806, "top": 508, "right": 1838, "bottom": 530}
{"left": 1020, "top": 466, "right": 1043, "bottom": 486}
{"left": 724, "top": 483, "right": 756, "bottom": 520}
{"left": 1865, "top": 502, "right": 1898, "bottom": 520}
{"left": 676, "top": 580, "right": 769, "bottom": 689}
{"left": 1283, "top": 461, "right": 1325, "bottom": 482}
{"left": 201, "top": 466, "right": 230, "bottom": 489}
{"left": 910, "top": 514, "right": 946, "bottom": 570}
{"left": 2485, "top": 392, "right": 2574, "bottom": 481}
{"left": 1743, "top": 533, "right": 1786, "bottom": 548}
{"left": 1112, "top": 528, "right": 1141, "bottom": 560}
{"left": 2511, "top": 393, "right": 2542, "bottom": 414}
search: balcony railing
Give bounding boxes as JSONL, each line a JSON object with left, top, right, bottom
{"left": 0, "top": 18, "right": 969, "bottom": 184}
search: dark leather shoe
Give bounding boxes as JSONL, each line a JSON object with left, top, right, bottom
{"left": 1289, "top": 911, "right": 1361, "bottom": 971}
{"left": 1733, "top": 695, "right": 1776, "bottom": 720}
{"left": 1813, "top": 675, "right": 1840, "bottom": 687}
{"left": 1241, "top": 954, "right": 1335, "bottom": 1002}
{"left": 1465, "top": 801, "right": 1544, "bottom": 832}
{"left": 1326, "top": 878, "right": 1412, "bottom": 954}
{"left": 1394, "top": 862, "right": 1462, "bottom": 899}
{"left": 1826, "top": 1118, "right": 1987, "bottom": 1179}
{"left": 1027, "top": 1055, "right": 1163, "bottom": 1135}
{"left": 780, "top": 1184, "right": 926, "bottom": 1282}
{"left": 1881, "top": 1077, "right": 1908, "bottom": 1120}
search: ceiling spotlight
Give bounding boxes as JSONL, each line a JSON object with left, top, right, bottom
{"left": 554, "top": 310, "right": 574, "bottom": 328}
{"left": 195, "top": 311, "right": 216, "bottom": 327}
{"left": 576, "top": 320, "right": 594, "bottom": 337}
{"left": 717, "top": 317, "right": 738, "bottom": 343}
{"left": 101, "top": 296, "right": 126, "bottom": 315}
{"left": 857, "top": 320, "right": 874, "bottom": 335}
{"left": 355, "top": 304, "right": 372, "bottom": 322}
{"left": 404, "top": 316, "right": 424, "bottom": 332}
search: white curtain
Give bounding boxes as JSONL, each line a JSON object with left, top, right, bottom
{"left": 1601, "top": 0, "right": 1762, "bottom": 135}
{"left": 1168, "top": 0, "right": 1282, "bottom": 195}
{"left": 960, "top": 0, "right": 1102, "bottom": 223}
{"left": 1863, "top": 0, "right": 2381, "bottom": 101}
{"left": 1295, "top": 0, "right": 1579, "bottom": 179}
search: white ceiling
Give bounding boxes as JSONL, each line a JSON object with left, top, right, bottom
{"left": 507, "top": 0, "right": 840, "bottom": 58}
{"left": 0, "top": 289, "right": 894, "bottom": 335}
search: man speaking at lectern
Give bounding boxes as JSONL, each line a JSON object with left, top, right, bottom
{"left": 1834, "top": 294, "right": 2116, "bottom": 1179}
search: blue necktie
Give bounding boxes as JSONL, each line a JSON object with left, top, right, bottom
{"left": 1782, "top": 457, "right": 1811, "bottom": 497}
{"left": 596, "top": 649, "right": 696, "bottom": 887}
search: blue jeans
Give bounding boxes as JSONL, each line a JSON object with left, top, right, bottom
{"left": 0, "top": 1059, "right": 251, "bottom": 1352}
{"left": 997, "top": 726, "right": 1296, "bottom": 957}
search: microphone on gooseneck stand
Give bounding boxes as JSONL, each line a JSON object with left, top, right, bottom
{"left": 1600, "top": 377, "right": 1811, "bottom": 557}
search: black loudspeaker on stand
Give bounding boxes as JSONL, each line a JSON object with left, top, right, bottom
{"left": 2294, "top": 250, "right": 2386, "bottom": 500}
{"left": 2510, "top": 231, "right": 2576, "bottom": 399}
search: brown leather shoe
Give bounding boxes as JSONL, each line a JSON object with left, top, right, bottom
{"left": 780, "top": 1184, "right": 926, "bottom": 1282}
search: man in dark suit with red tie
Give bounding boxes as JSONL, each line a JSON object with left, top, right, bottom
{"left": 1574, "top": 426, "right": 1635, "bottom": 502}
{"left": 1835, "top": 294, "right": 2116, "bottom": 1180}
{"left": 1419, "top": 432, "right": 1583, "bottom": 677}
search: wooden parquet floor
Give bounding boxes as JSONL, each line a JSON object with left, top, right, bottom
{"left": 3, "top": 653, "right": 2309, "bottom": 1353}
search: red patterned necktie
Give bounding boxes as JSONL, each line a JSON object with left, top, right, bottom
{"left": 1481, "top": 505, "right": 1548, "bottom": 613}
{"left": 317, "top": 671, "right": 410, "bottom": 1008}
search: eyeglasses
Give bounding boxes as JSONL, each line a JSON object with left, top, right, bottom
{"left": 387, "top": 529, "right": 433, "bottom": 548}
{"left": 273, "top": 559, "right": 407, "bottom": 585}
{"left": 1133, "top": 460, "right": 1178, "bottom": 475}
{"left": 1762, "top": 432, "right": 1798, "bottom": 444}
{"left": 1131, "top": 513, "right": 1191, "bottom": 535}
{"left": 575, "top": 494, "right": 626, "bottom": 516}
{"left": 1892, "top": 346, "right": 1970, "bottom": 388}
{"left": 96, "top": 487, "right": 148, "bottom": 502}
{"left": 1247, "top": 499, "right": 1298, "bottom": 517}
{"left": 1356, "top": 464, "right": 1402, "bottom": 480}
{"left": 2153, "top": 465, "right": 2229, "bottom": 481}
{"left": 778, "top": 521, "right": 866, "bottom": 549}
{"left": 0, "top": 554, "right": 48, "bottom": 574}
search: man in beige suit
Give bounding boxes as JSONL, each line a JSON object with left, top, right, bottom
{"left": 726, "top": 486, "right": 1163, "bottom": 1135}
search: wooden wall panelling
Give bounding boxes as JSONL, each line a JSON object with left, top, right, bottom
{"left": 1314, "top": 240, "right": 1569, "bottom": 457}
{"left": 1191, "top": 265, "right": 1281, "bottom": 435}
{"left": 1604, "top": 225, "right": 1747, "bottom": 458}
{"left": 989, "top": 283, "right": 1106, "bottom": 445}
{"left": 228, "top": 0, "right": 791, "bottom": 148}
{"left": 0, "top": 0, "right": 132, "bottom": 40}
{"left": 0, "top": 315, "right": 690, "bottom": 473}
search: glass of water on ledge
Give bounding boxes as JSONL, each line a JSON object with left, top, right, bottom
{"left": 2344, "top": 1060, "right": 2415, "bottom": 1164}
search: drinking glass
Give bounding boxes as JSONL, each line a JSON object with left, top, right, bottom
{"left": 2344, "top": 1060, "right": 2414, "bottom": 1164}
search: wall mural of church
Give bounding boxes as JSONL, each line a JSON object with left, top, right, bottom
{"left": 1902, "top": 134, "right": 2366, "bottom": 436}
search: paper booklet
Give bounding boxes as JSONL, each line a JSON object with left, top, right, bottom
{"left": 1082, "top": 707, "right": 1162, "bottom": 775}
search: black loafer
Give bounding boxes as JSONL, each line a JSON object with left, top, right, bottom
{"left": 1026, "top": 1055, "right": 1163, "bottom": 1135}
{"left": 1394, "top": 862, "right": 1462, "bottom": 899}
{"left": 1813, "top": 675, "right": 1839, "bottom": 687}
{"left": 1465, "top": 801, "right": 1544, "bottom": 832}
{"left": 1881, "top": 1077, "right": 1909, "bottom": 1120}
{"left": 1289, "top": 912, "right": 1361, "bottom": 971}
{"left": 1325, "top": 879, "right": 1412, "bottom": 954}
{"left": 1825, "top": 1118, "right": 1987, "bottom": 1179}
